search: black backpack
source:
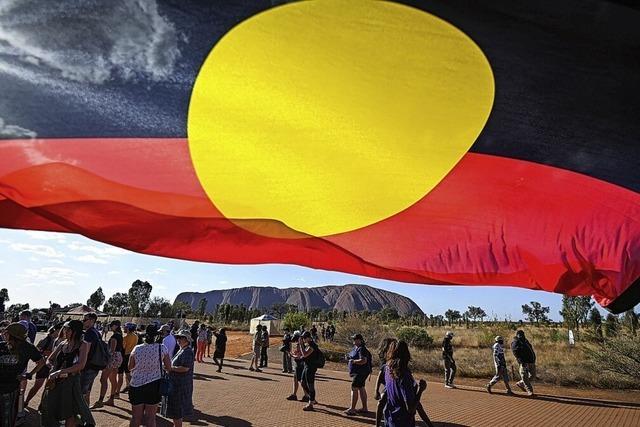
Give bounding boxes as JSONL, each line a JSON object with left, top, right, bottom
{"left": 88, "top": 338, "right": 111, "bottom": 370}
{"left": 313, "top": 348, "right": 326, "bottom": 369}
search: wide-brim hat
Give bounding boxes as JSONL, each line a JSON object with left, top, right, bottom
{"left": 174, "top": 329, "right": 192, "bottom": 342}
{"left": 5, "top": 323, "right": 28, "bottom": 341}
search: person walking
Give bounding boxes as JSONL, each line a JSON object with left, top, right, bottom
{"left": 0, "top": 323, "right": 45, "bottom": 427}
{"left": 259, "top": 325, "right": 269, "bottom": 368}
{"left": 511, "top": 330, "right": 536, "bottom": 396}
{"left": 285, "top": 331, "right": 308, "bottom": 402}
{"left": 189, "top": 321, "right": 199, "bottom": 351}
{"left": 93, "top": 320, "right": 124, "bottom": 408}
{"left": 128, "top": 324, "right": 172, "bottom": 427}
{"left": 486, "top": 336, "right": 513, "bottom": 395}
{"left": 299, "top": 331, "right": 319, "bottom": 411}
{"left": 442, "top": 331, "right": 456, "bottom": 388}
{"left": 345, "top": 334, "right": 372, "bottom": 416}
{"left": 196, "top": 324, "right": 207, "bottom": 363}
{"left": 39, "top": 320, "right": 95, "bottom": 427}
{"left": 281, "top": 328, "right": 293, "bottom": 374}
{"left": 383, "top": 340, "right": 417, "bottom": 427}
{"left": 249, "top": 325, "right": 263, "bottom": 372}
{"left": 206, "top": 327, "right": 213, "bottom": 358}
{"left": 212, "top": 328, "right": 227, "bottom": 373}
{"left": 162, "top": 330, "right": 194, "bottom": 427}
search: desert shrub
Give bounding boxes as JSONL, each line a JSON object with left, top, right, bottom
{"left": 335, "top": 315, "right": 386, "bottom": 349}
{"left": 396, "top": 326, "right": 433, "bottom": 349}
{"left": 585, "top": 337, "right": 640, "bottom": 383}
{"left": 282, "top": 312, "right": 310, "bottom": 332}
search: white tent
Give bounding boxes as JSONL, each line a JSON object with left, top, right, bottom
{"left": 250, "top": 314, "right": 282, "bottom": 335}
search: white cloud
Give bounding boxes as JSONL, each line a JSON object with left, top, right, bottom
{"left": 108, "top": 271, "right": 120, "bottom": 275}
{"left": 20, "top": 266, "right": 88, "bottom": 281}
{"left": 10, "top": 243, "right": 64, "bottom": 258}
{"left": 67, "top": 242, "right": 128, "bottom": 257}
{"left": 24, "top": 230, "right": 67, "bottom": 243}
{"left": 75, "top": 255, "right": 107, "bottom": 264}
{"left": 0, "top": 117, "right": 36, "bottom": 139}
{"left": 0, "top": 239, "right": 11, "bottom": 244}
{"left": 46, "top": 259, "right": 64, "bottom": 265}
{"left": 46, "top": 279, "right": 75, "bottom": 286}
{"left": 0, "top": 0, "right": 182, "bottom": 85}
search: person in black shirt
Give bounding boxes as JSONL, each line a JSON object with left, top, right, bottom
{"left": 25, "top": 324, "right": 62, "bottom": 407}
{"left": 93, "top": 320, "right": 124, "bottom": 407}
{"left": 0, "top": 323, "right": 44, "bottom": 426}
{"left": 212, "top": 328, "right": 227, "bottom": 373}
{"left": 299, "top": 331, "right": 319, "bottom": 411}
{"left": 511, "top": 330, "right": 536, "bottom": 396}
{"left": 281, "top": 328, "right": 293, "bottom": 373}
{"left": 442, "top": 331, "right": 456, "bottom": 388}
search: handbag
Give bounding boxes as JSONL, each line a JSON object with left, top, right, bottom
{"left": 158, "top": 344, "right": 173, "bottom": 397}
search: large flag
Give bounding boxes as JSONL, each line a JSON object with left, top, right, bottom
{"left": 1, "top": 0, "right": 638, "bottom": 312}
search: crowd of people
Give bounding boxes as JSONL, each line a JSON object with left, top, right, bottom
{"left": 1, "top": 309, "right": 538, "bottom": 427}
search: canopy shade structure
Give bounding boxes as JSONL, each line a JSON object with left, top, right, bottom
{"left": 65, "top": 305, "right": 108, "bottom": 317}
{"left": 0, "top": 0, "right": 639, "bottom": 312}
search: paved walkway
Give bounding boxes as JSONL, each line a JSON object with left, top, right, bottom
{"left": 21, "top": 355, "right": 640, "bottom": 427}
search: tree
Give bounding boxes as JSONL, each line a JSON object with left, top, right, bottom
{"left": 622, "top": 310, "right": 638, "bottom": 336}
{"left": 0, "top": 288, "right": 9, "bottom": 313}
{"left": 379, "top": 307, "right": 400, "bottom": 323}
{"left": 87, "top": 287, "right": 105, "bottom": 310}
{"left": 444, "top": 309, "right": 461, "bottom": 326}
{"left": 128, "top": 280, "right": 152, "bottom": 317}
{"left": 173, "top": 301, "right": 192, "bottom": 318}
{"left": 464, "top": 306, "right": 487, "bottom": 324}
{"left": 604, "top": 313, "right": 619, "bottom": 337}
{"left": 103, "top": 292, "right": 129, "bottom": 315}
{"left": 6, "top": 303, "right": 29, "bottom": 319}
{"left": 396, "top": 326, "right": 433, "bottom": 349}
{"left": 559, "top": 296, "right": 594, "bottom": 332}
{"left": 521, "top": 301, "right": 550, "bottom": 326}
{"left": 147, "top": 297, "right": 174, "bottom": 318}
{"left": 197, "top": 298, "right": 208, "bottom": 318}
{"left": 589, "top": 307, "right": 603, "bottom": 338}
{"left": 282, "top": 311, "right": 310, "bottom": 332}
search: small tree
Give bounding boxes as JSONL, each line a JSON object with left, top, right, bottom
{"left": 589, "top": 307, "right": 603, "bottom": 338}
{"left": 622, "top": 310, "right": 638, "bottom": 336}
{"left": 444, "top": 309, "right": 461, "bottom": 326}
{"left": 396, "top": 326, "right": 433, "bottom": 349}
{"left": 197, "top": 298, "right": 208, "bottom": 318}
{"left": 283, "top": 311, "right": 310, "bottom": 332}
{"left": 604, "top": 313, "right": 619, "bottom": 337}
{"left": 103, "top": 292, "right": 129, "bottom": 315}
{"left": 559, "top": 296, "right": 594, "bottom": 333}
{"left": 521, "top": 301, "right": 550, "bottom": 326}
{"left": 464, "top": 306, "right": 487, "bottom": 325}
{"left": 6, "top": 303, "right": 29, "bottom": 319}
{"left": 146, "top": 297, "right": 174, "bottom": 318}
{"left": 128, "top": 279, "right": 153, "bottom": 317}
{"left": 0, "top": 288, "right": 9, "bottom": 313}
{"left": 87, "top": 287, "right": 105, "bottom": 310}
{"left": 173, "top": 301, "right": 192, "bottom": 318}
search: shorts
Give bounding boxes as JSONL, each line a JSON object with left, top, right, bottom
{"left": 36, "top": 364, "right": 51, "bottom": 380}
{"left": 129, "top": 380, "right": 161, "bottom": 406}
{"left": 107, "top": 352, "right": 123, "bottom": 370}
{"left": 351, "top": 373, "right": 368, "bottom": 388}
{"left": 213, "top": 349, "right": 225, "bottom": 359}
{"left": 295, "top": 361, "right": 305, "bottom": 382}
{"left": 119, "top": 354, "right": 131, "bottom": 374}
{"left": 80, "top": 369, "right": 99, "bottom": 394}
{"left": 253, "top": 344, "right": 261, "bottom": 356}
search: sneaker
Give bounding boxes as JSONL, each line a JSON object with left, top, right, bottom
{"left": 486, "top": 384, "right": 492, "bottom": 394}
{"left": 255, "top": 368, "right": 262, "bottom": 373}
{"left": 286, "top": 394, "right": 298, "bottom": 401}
{"left": 527, "top": 392, "right": 536, "bottom": 397}
{"left": 444, "top": 384, "right": 454, "bottom": 389}
{"left": 515, "top": 381, "right": 526, "bottom": 392}
{"left": 91, "top": 400, "right": 104, "bottom": 409}
{"left": 249, "top": 367, "right": 255, "bottom": 372}
{"left": 506, "top": 389, "right": 514, "bottom": 396}
{"left": 301, "top": 395, "right": 310, "bottom": 402}
{"left": 345, "top": 409, "right": 357, "bottom": 416}
{"left": 302, "top": 405, "right": 314, "bottom": 412}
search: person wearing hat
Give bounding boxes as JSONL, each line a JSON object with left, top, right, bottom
{"left": 128, "top": 324, "right": 172, "bottom": 427}
{"left": 486, "top": 336, "right": 513, "bottom": 395}
{"left": 442, "top": 331, "right": 456, "bottom": 389}
{"left": 285, "top": 331, "right": 309, "bottom": 402}
{"left": 299, "top": 331, "right": 320, "bottom": 411}
{"left": 345, "top": 333, "right": 372, "bottom": 416}
{"left": 39, "top": 320, "right": 95, "bottom": 427}
{"left": 511, "top": 330, "right": 536, "bottom": 397}
{"left": 162, "top": 329, "right": 194, "bottom": 426}
{"left": 0, "top": 322, "right": 45, "bottom": 426}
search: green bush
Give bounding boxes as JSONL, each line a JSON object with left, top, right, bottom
{"left": 283, "top": 312, "right": 310, "bottom": 332}
{"left": 396, "top": 326, "right": 433, "bottom": 349}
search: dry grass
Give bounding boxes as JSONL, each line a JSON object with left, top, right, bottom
{"left": 320, "top": 322, "right": 640, "bottom": 390}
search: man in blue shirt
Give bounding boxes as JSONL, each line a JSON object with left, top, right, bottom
{"left": 81, "top": 313, "right": 101, "bottom": 405}
{"left": 18, "top": 310, "right": 37, "bottom": 344}
{"left": 345, "top": 333, "right": 371, "bottom": 416}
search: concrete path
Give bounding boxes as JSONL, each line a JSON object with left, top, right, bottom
{"left": 20, "top": 357, "right": 640, "bottom": 427}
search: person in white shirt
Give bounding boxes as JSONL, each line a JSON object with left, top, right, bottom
{"left": 160, "top": 325, "right": 177, "bottom": 358}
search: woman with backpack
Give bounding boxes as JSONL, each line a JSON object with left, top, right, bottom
{"left": 128, "top": 324, "right": 172, "bottom": 427}
{"left": 40, "top": 320, "right": 95, "bottom": 427}
{"left": 299, "top": 331, "right": 320, "bottom": 411}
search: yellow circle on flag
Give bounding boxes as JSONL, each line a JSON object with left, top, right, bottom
{"left": 188, "top": 0, "right": 494, "bottom": 236}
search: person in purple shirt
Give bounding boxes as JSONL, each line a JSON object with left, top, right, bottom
{"left": 383, "top": 340, "right": 417, "bottom": 427}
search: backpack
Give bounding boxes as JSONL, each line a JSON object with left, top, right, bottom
{"left": 361, "top": 346, "right": 373, "bottom": 375}
{"left": 313, "top": 348, "right": 326, "bottom": 369}
{"left": 89, "top": 338, "right": 111, "bottom": 370}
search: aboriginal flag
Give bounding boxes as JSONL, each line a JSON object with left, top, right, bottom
{"left": 0, "top": 0, "right": 639, "bottom": 312}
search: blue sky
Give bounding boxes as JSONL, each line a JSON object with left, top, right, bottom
{"left": 0, "top": 228, "right": 574, "bottom": 320}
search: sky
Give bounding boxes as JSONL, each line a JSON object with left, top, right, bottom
{"left": 0, "top": 228, "right": 576, "bottom": 321}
